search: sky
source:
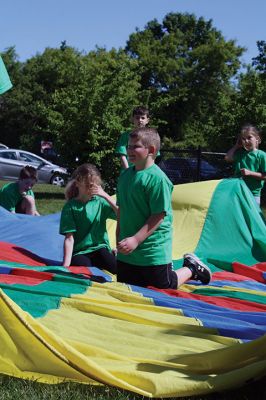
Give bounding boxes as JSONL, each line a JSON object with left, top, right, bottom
{"left": 1, "top": 0, "right": 265, "bottom": 65}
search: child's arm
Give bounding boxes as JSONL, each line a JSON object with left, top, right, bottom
{"left": 62, "top": 233, "right": 74, "bottom": 267}
{"left": 225, "top": 138, "right": 242, "bottom": 162}
{"left": 116, "top": 208, "right": 120, "bottom": 244}
{"left": 89, "top": 184, "right": 118, "bottom": 215}
{"left": 117, "top": 212, "right": 165, "bottom": 254}
{"left": 120, "top": 155, "right": 129, "bottom": 169}
{"left": 240, "top": 169, "right": 266, "bottom": 180}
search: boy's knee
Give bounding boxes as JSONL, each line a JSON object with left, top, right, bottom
{"left": 22, "top": 195, "right": 36, "bottom": 215}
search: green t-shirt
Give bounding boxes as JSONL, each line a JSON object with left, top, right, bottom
{"left": 117, "top": 164, "right": 173, "bottom": 266}
{"left": 234, "top": 149, "right": 266, "bottom": 196}
{"left": 0, "top": 56, "right": 12, "bottom": 95}
{"left": 59, "top": 196, "right": 116, "bottom": 256}
{"left": 115, "top": 131, "right": 134, "bottom": 168}
{"left": 0, "top": 182, "right": 34, "bottom": 211}
{"left": 115, "top": 130, "right": 161, "bottom": 169}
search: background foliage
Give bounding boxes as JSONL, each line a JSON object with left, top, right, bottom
{"left": 0, "top": 12, "right": 265, "bottom": 186}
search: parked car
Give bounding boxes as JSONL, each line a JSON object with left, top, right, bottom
{"left": 0, "top": 143, "right": 9, "bottom": 149}
{"left": 158, "top": 157, "right": 231, "bottom": 184}
{"left": 0, "top": 148, "right": 69, "bottom": 186}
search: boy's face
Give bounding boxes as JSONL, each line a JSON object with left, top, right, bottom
{"left": 132, "top": 113, "right": 149, "bottom": 128}
{"left": 241, "top": 133, "right": 259, "bottom": 151}
{"left": 19, "top": 178, "right": 36, "bottom": 193}
{"left": 127, "top": 137, "right": 151, "bottom": 169}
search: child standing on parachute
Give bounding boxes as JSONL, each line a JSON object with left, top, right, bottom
{"left": 60, "top": 163, "right": 117, "bottom": 273}
{"left": 225, "top": 124, "right": 266, "bottom": 205}
{"left": 116, "top": 127, "right": 212, "bottom": 288}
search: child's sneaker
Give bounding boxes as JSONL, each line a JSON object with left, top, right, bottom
{"left": 183, "top": 253, "right": 212, "bottom": 284}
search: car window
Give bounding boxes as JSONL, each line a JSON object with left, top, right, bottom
{"left": 0, "top": 151, "right": 17, "bottom": 160}
{"left": 164, "top": 158, "right": 189, "bottom": 169}
{"left": 19, "top": 152, "right": 42, "bottom": 164}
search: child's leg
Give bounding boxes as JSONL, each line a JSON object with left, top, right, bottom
{"left": 91, "top": 248, "right": 117, "bottom": 274}
{"left": 178, "top": 253, "right": 212, "bottom": 285}
{"left": 19, "top": 195, "right": 37, "bottom": 215}
{"left": 175, "top": 267, "right": 193, "bottom": 286}
{"left": 71, "top": 254, "right": 92, "bottom": 267}
{"left": 117, "top": 261, "right": 177, "bottom": 288}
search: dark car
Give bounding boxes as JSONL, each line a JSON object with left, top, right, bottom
{"left": 159, "top": 157, "right": 230, "bottom": 185}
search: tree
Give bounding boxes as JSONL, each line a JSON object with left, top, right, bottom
{"left": 252, "top": 41, "right": 266, "bottom": 74}
{"left": 126, "top": 12, "right": 244, "bottom": 147}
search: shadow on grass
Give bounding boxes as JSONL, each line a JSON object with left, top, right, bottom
{"left": 35, "top": 192, "right": 65, "bottom": 200}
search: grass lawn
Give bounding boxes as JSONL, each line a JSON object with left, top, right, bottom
{"left": 0, "top": 181, "right": 265, "bottom": 399}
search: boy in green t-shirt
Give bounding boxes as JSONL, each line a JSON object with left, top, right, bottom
{"left": 115, "top": 106, "right": 150, "bottom": 170}
{"left": 225, "top": 124, "right": 266, "bottom": 205}
{"left": 116, "top": 127, "right": 212, "bottom": 289}
{"left": 0, "top": 166, "right": 40, "bottom": 215}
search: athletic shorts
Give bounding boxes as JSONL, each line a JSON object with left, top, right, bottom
{"left": 117, "top": 260, "right": 177, "bottom": 289}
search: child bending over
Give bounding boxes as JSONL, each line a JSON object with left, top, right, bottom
{"left": 0, "top": 165, "right": 40, "bottom": 215}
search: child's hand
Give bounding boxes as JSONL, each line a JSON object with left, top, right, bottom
{"left": 236, "top": 136, "right": 243, "bottom": 148}
{"left": 117, "top": 237, "right": 138, "bottom": 254}
{"left": 89, "top": 183, "right": 106, "bottom": 198}
{"left": 240, "top": 168, "right": 251, "bottom": 176}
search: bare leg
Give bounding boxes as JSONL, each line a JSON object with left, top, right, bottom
{"left": 175, "top": 267, "right": 193, "bottom": 287}
{"left": 20, "top": 195, "right": 38, "bottom": 215}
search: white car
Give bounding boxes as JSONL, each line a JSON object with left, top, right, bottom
{"left": 0, "top": 148, "right": 69, "bottom": 186}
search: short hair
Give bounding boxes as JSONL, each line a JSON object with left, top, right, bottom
{"left": 240, "top": 124, "right": 261, "bottom": 142}
{"left": 65, "top": 163, "right": 102, "bottom": 200}
{"left": 19, "top": 165, "right": 38, "bottom": 181}
{"left": 130, "top": 127, "right": 161, "bottom": 153}
{"left": 132, "top": 106, "right": 150, "bottom": 118}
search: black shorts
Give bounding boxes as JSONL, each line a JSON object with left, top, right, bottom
{"left": 72, "top": 248, "right": 117, "bottom": 274}
{"left": 117, "top": 260, "right": 177, "bottom": 289}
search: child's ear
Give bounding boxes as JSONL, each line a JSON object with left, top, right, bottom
{"left": 148, "top": 145, "right": 157, "bottom": 156}
{"left": 257, "top": 136, "right": 261, "bottom": 145}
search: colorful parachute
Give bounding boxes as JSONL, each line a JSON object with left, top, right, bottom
{"left": 0, "top": 178, "right": 265, "bottom": 398}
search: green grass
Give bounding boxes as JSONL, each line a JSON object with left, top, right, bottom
{"left": 0, "top": 375, "right": 265, "bottom": 400}
{"left": 33, "top": 182, "right": 66, "bottom": 214}
{"left": 0, "top": 180, "right": 265, "bottom": 399}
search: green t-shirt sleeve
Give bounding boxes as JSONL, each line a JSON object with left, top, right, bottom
{"left": 101, "top": 198, "right": 117, "bottom": 221}
{"left": 1, "top": 190, "right": 17, "bottom": 211}
{"left": 27, "top": 189, "right": 34, "bottom": 198}
{"left": 115, "top": 131, "right": 129, "bottom": 156}
{"left": 59, "top": 202, "right": 77, "bottom": 235}
{"left": 147, "top": 177, "right": 172, "bottom": 216}
{"left": 0, "top": 183, "right": 27, "bottom": 211}
{"left": 259, "top": 151, "right": 266, "bottom": 172}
